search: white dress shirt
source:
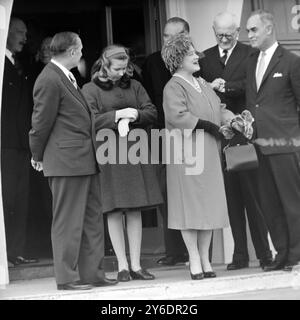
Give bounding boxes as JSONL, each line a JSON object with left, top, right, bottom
{"left": 5, "top": 48, "right": 15, "bottom": 64}
{"left": 51, "top": 58, "right": 74, "bottom": 83}
{"left": 256, "top": 41, "right": 279, "bottom": 79}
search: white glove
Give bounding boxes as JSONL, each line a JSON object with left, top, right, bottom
{"left": 118, "top": 118, "right": 130, "bottom": 137}
{"left": 115, "top": 108, "right": 138, "bottom": 122}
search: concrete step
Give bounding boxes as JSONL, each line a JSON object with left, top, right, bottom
{"left": 8, "top": 254, "right": 170, "bottom": 281}
{"left": 2, "top": 263, "right": 300, "bottom": 300}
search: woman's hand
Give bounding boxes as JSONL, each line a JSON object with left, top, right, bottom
{"left": 118, "top": 118, "right": 131, "bottom": 137}
{"left": 219, "top": 125, "right": 235, "bottom": 140}
{"left": 116, "top": 108, "right": 138, "bottom": 122}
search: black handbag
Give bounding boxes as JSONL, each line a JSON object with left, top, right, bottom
{"left": 223, "top": 142, "right": 258, "bottom": 172}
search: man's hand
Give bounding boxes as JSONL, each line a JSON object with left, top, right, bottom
{"left": 31, "top": 158, "right": 43, "bottom": 172}
{"left": 210, "top": 78, "right": 226, "bottom": 92}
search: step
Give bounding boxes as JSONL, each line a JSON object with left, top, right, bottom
{"left": 8, "top": 254, "right": 169, "bottom": 281}
{"left": 2, "top": 263, "right": 300, "bottom": 300}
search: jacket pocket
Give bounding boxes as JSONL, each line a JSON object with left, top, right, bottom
{"left": 57, "top": 139, "right": 84, "bottom": 148}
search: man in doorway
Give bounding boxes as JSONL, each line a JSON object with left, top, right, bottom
{"left": 1, "top": 17, "right": 38, "bottom": 267}
{"left": 142, "top": 17, "right": 189, "bottom": 266}
{"left": 246, "top": 10, "right": 300, "bottom": 271}
{"left": 30, "top": 32, "right": 118, "bottom": 290}
{"left": 198, "top": 11, "right": 273, "bottom": 270}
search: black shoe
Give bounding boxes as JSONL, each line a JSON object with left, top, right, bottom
{"left": 283, "top": 261, "right": 299, "bottom": 272}
{"left": 129, "top": 269, "right": 155, "bottom": 280}
{"left": 57, "top": 281, "right": 93, "bottom": 291}
{"left": 92, "top": 277, "right": 118, "bottom": 287}
{"left": 263, "top": 260, "right": 285, "bottom": 272}
{"left": 8, "top": 256, "right": 39, "bottom": 265}
{"left": 157, "top": 255, "right": 188, "bottom": 266}
{"left": 190, "top": 272, "right": 204, "bottom": 280}
{"left": 117, "top": 270, "right": 131, "bottom": 282}
{"left": 203, "top": 271, "right": 217, "bottom": 278}
{"left": 227, "top": 260, "right": 249, "bottom": 270}
{"left": 259, "top": 258, "right": 273, "bottom": 269}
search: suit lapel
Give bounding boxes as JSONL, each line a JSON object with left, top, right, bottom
{"left": 224, "top": 43, "right": 244, "bottom": 79}
{"left": 210, "top": 45, "right": 224, "bottom": 74}
{"left": 249, "top": 51, "right": 259, "bottom": 93}
{"left": 258, "top": 46, "right": 282, "bottom": 91}
{"left": 48, "top": 62, "right": 90, "bottom": 113}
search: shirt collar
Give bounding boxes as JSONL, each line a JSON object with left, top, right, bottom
{"left": 260, "top": 41, "right": 279, "bottom": 59}
{"left": 51, "top": 58, "right": 71, "bottom": 78}
{"left": 218, "top": 42, "right": 237, "bottom": 57}
{"left": 5, "top": 49, "right": 15, "bottom": 64}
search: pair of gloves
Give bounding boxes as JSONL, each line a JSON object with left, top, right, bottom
{"left": 197, "top": 110, "right": 255, "bottom": 140}
{"left": 195, "top": 119, "right": 223, "bottom": 139}
{"left": 115, "top": 108, "right": 139, "bottom": 137}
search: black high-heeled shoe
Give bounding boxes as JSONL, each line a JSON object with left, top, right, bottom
{"left": 189, "top": 262, "right": 204, "bottom": 280}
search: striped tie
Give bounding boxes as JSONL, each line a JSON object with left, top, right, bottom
{"left": 68, "top": 72, "right": 78, "bottom": 89}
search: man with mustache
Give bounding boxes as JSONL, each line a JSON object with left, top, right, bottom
{"left": 1, "top": 17, "right": 38, "bottom": 267}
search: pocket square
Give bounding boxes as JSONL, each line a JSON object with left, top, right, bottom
{"left": 273, "top": 72, "right": 283, "bottom": 78}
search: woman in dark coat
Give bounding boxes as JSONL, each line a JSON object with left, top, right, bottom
{"left": 82, "top": 45, "right": 163, "bottom": 282}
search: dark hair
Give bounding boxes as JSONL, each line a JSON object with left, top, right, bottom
{"left": 166, "top": 17, "right": 190, "bottom": 33}
{"left": 91, "top": 44, "right": 133, "bottom": 90}
{"left": 9, "top": 16, "right": 25, "bottom": 29}
{"left": 50, "top": 32, "right": 80, "bottom": 56}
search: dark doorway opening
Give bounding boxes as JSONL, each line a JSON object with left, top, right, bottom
{"left": 5, "top": 0, "right": 164, "bottom": 270}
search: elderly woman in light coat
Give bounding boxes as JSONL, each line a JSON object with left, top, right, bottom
{"left": 162, "top": 34, "right": 234, "bottom": 279}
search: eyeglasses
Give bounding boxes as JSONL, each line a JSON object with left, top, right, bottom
{"left": 215, "top": 33, "right": 236, "bottom": 40}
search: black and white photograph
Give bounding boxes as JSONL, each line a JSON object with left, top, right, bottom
{"left": 0, "top": 0, "right": 300, "bottom": 304}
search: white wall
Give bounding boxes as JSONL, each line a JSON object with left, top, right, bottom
{"left": 0, "top": 0, "right": 13, "bottom": 287}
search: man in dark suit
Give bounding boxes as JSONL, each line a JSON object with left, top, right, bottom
{"left": 198, "top": 12, "right": 273, "bottom": 270}
{"left": 30, "top": 32, "right": 118, "bottom": 290}
{"left": 1, "top": 17, "right": 38, "bottom": 267}
{"left": 142, "top": 17, "right": 189, "bottom": 266}
{"left": 246, "top": 10, "right": 300, "bottom": 271}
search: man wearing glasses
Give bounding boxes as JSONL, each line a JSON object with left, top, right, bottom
{"left": 198, "top": 11, "right": 273, "bottom": 271}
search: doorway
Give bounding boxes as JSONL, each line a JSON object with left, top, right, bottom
{"left": 4, "top": 0, "right": 166, "bottom": 277}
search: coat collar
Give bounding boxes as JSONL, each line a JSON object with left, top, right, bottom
{"left": 223, "top": 42, "right": 246, "bottom": 78}
{"left": 47, "top": 62, "right": 89, "bottom": 113}
{"left": 208, "top": 42, "right": 246, "bottom": 77}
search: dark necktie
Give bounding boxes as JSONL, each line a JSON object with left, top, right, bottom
{"left": 220, "top": 49, "right": 228, "bottom": 68}
{"left": 68, "top": 72, "right": 78, "bottom": 89}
